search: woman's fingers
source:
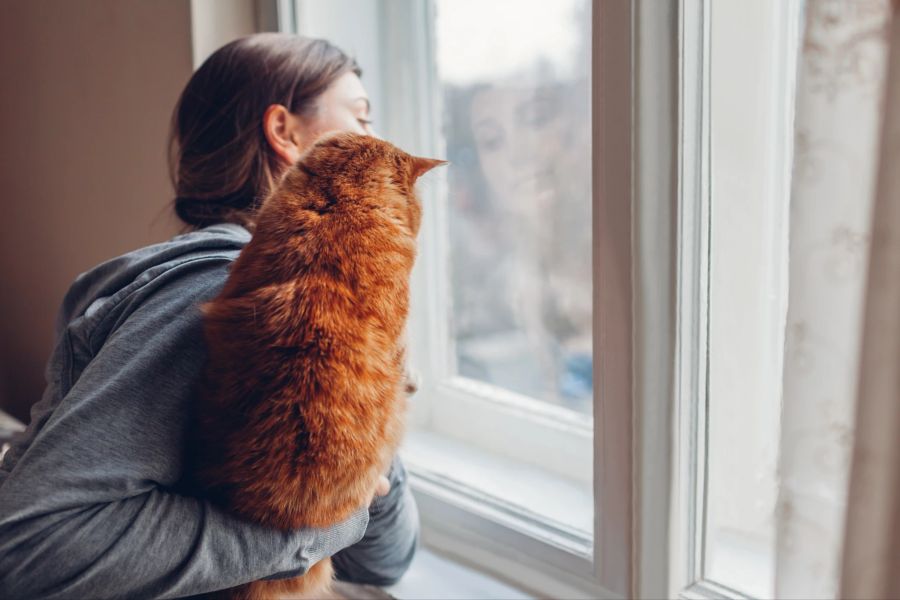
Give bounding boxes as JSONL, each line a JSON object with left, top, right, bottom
{"left": 374, "top": 474, "right": 391, "bottom": 497}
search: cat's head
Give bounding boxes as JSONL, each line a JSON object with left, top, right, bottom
{"left": 286, "top": 132, "right": 446, "bottom": 236}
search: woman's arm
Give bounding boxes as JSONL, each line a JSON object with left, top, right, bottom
{"left": 0, "top": 258, "right": 369, "bottom": 599}
{"left": 331, "top": 454, "right": 420, "bottom": 586}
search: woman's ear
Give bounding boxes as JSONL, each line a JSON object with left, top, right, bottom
{"left": 263, "top": 104, "right": 303, "bottom": 165}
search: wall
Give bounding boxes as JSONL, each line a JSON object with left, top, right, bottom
{"left": 0, "top": 0, "right": 194, "bottom": 421}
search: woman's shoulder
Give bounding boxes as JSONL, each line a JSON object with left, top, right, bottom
{"left": 60, "top": 223, "right": 251, "bottom": 351}
{"left": 0, "top": 224, "right": 252, "bottom": 483}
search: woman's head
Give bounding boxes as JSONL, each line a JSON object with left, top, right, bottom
{"left": 169, "top": 33, "right": 372, "bottom": 232}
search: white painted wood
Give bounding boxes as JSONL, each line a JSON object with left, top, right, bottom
{"left": 633, "top": 0, "right": 679, "bottom": 597}
{"left": 428, "top": 378, "right": 592, "bottom": 482}
{"left": 402, "top": 430, "right": 593, "bottom": 548}
{"left": 189, "top": 0, "right": 257, "bottom": 68}
{"left": 672, "top": 0, "right": 712, "bottom": 594}
{"left": 274, "top": 0, "right": 295, "bottom": 34}
{"left": 411, "top": 479, "right": 616, "bottom": 599}
{"left": 293, "top": 0, "right": 385, "bottom": 131}
{"left": 255, "top": 0, "right": 295, "bottom": 34}
{"left": 386, "top": 547, "right": 534, "bottom": 600}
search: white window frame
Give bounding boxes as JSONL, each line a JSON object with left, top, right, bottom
{"left": 672, "top": 1, "right": 716, "bottom": 596}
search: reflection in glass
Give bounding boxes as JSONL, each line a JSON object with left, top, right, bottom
{"left": 435, "top": 0, "right": 592, "bottom": 414}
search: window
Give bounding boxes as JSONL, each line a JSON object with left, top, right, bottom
{"left": 397, "top": 0, "right": 598, "bottom": 590}
{"left": 438, "top": 0, "right": 593, "bottom": 417}
{"left": 292, "top": 1, "right": 604, "bottom": 595}
{"left": 405, "top": 0, "right": 594, "bottom": 550}
{"left": 287, "top": 1, "right": 810, "bottom": 598}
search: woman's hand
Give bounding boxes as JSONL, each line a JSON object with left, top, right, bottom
{"left": 364, "top": 475, "right": 391, "bottom": 507}
{"left": 331, "top": 456, "right": 418, "bottom": 586}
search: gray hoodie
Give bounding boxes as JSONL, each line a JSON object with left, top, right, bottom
{"left": 0, "top": 223, "right": 418, "bottom": 599}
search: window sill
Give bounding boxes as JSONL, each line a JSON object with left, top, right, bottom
{"left": 399, "top": 430, "right": 606, "bottom": 599}
{"left": 387, "top": 547, "right": 532, "bottom": 599}
{"left": 401, "top": 429, "right": 593, "bottom": 555}
{"left": 332, "top": 547, "right": 532, "bottom": 600}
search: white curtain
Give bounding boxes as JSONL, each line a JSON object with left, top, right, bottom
{"left": 775, "top": 1, "right": 893, "bottom": 598}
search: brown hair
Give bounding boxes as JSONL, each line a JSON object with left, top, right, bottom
{"left": 168, "top": 33, "right": 361, "bottom": 233}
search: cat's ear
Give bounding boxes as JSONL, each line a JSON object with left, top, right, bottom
{"left": 409, "top": 156, "right": 448, "bottom": 181}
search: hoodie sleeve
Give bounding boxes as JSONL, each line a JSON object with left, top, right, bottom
{"left": 331, "top": 454, "right": 420, "bottom": 586}
{"left": 0, "top": 257, "right": 369, "bottom": 600}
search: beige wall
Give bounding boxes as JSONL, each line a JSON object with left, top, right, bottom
{"left": 0, "top": 0, "right": 195, "bottom": 420}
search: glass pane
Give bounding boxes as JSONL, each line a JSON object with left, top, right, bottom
{"left": 703, "top": 0, "right": 802, "bottom": 596}
{"left": 435, "top": 0, "right": 593, "bottom": 414}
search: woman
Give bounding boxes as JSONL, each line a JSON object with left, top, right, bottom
{"left": 0, "top": 33, "right": 418, "bottom": 599}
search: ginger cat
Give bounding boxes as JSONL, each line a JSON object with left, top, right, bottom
{"left": 185, "top": 132, "right": 445, "bottom": 599}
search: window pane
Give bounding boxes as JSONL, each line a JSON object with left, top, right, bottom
{"left": 435, "top": 0, "right": 593, "bottom": 415}
{"left": 703, "top": 0, "right": 800, "bottom": 595}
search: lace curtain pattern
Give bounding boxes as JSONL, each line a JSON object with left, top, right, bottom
{"left": 776, "top": 1, "right": 892, "bottom": 598}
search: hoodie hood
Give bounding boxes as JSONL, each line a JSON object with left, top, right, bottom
{"left": 55, "top": 223, "right": 251, "bottom": 340}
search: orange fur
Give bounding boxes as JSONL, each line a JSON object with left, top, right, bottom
{"left": 184, "top": 133, "right": 445, "bottom": 599}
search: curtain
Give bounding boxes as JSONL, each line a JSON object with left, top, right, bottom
{"left": 775, "top": 1, "right": 893, "bottom": 598}
{"left": 840, "top": 1, "right": 900, "bottom": 597}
